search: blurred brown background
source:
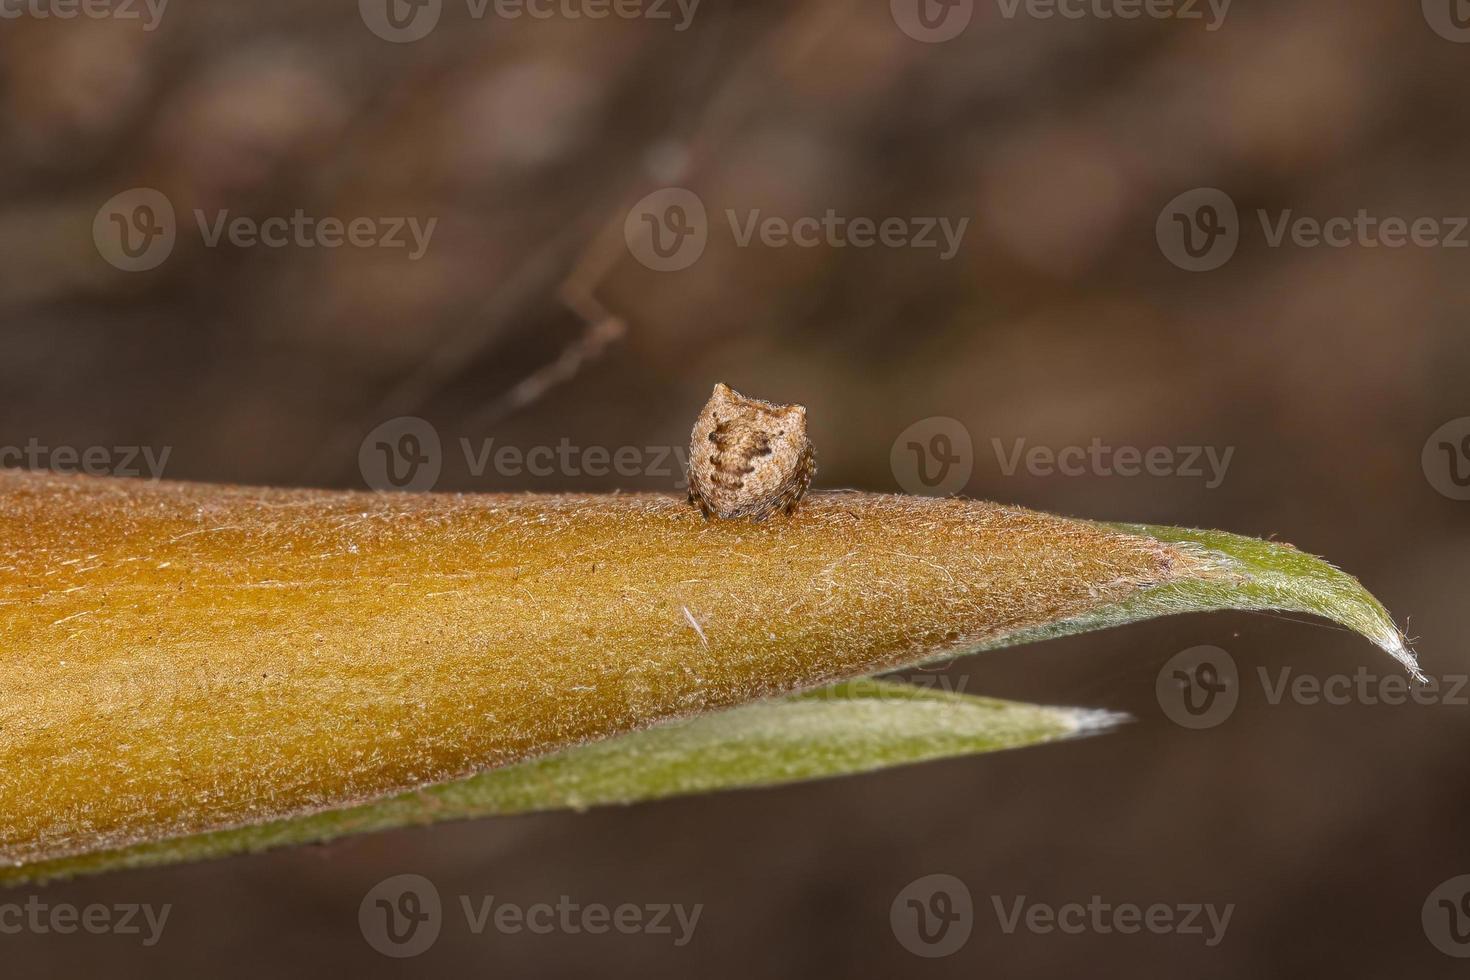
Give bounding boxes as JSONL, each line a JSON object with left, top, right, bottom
{"left": 3, "top": 0, "right": 1469, "bottom": 975}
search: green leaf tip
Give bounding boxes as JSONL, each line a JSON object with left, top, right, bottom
{"left": 1117, "top": 523, "right": 1423, "bottom": 682}
{"left": 968, "top": 520, "right": 1421, "bottom": 682}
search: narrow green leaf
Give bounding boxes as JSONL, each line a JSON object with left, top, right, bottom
{"left": 0, "top": 680, "right": 1118, "bottom": 886}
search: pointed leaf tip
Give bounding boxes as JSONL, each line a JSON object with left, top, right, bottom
{"left": 1114, "top": 523, "right": 1424, "bottom": 682}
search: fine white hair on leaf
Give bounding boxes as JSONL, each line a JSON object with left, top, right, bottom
{"left": 681, "top": 605, "right": 709, "bottom": 648}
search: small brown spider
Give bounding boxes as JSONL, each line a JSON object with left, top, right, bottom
{"left": 687, "top": 383, "right": 815, "bottom": 520}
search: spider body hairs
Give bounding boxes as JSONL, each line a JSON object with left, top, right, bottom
{"left": 687, "top": 383, "right": 816, "bottom": 520}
